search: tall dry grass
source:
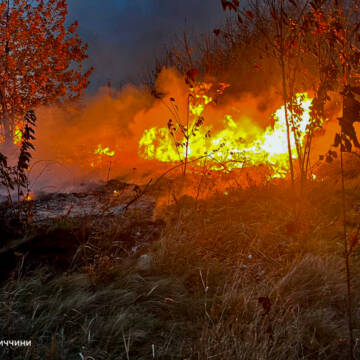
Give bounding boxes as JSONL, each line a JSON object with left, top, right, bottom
{"left": 1, "top": 157, "right": 360, "bottom": 359}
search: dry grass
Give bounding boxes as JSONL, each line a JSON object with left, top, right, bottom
{"left": 1, "top": 158, "right": 360, "bottom": 359}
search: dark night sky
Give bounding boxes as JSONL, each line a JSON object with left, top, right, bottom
{"left": 67, "top": 0, "right": 226, "bottom": 92}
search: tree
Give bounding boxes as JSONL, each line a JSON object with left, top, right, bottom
{"left": 220, "top": 0, "right": 337, "bottom": 185}
{"left": 221, "top": 0, "right": 304, "bottom": 184}
{"left": 0, "top": 0, "right": 92, "bottom": 146}
{"left": 0, "top": 109, "right": 36, "bottom": 206}
{"left": 311, "top": 3, "right": 360, "bottom": 358}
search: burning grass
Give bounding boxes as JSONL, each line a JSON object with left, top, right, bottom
{"left": 1, "top": 158, "right": 360, "bottom": 359}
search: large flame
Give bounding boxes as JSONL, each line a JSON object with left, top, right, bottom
{"left": 139, "top": 91, "right": 315, "bottom": 177}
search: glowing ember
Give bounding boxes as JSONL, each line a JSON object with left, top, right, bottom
{"left": 139, "top": 92, "right": 317, "bottom": 177}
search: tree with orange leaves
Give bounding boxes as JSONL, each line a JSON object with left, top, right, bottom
{"left": 0, "top": 0, "right": 92, "bottom": 145}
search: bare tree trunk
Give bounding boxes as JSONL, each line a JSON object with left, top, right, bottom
{"left": 183, "top": 95, "right": 190, "bottom": 176}
{"left": 340, "top": 133, "right": 354, "bottom": 360}
{"left": 281, "top": 75, "right": 294, "bottom": 184}
{"left": 279, "top": 2, "right": 294, "bottom": 184}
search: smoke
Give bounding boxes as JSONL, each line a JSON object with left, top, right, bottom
{"left": 29, "top": 67, "right": 340, "bottom": 193}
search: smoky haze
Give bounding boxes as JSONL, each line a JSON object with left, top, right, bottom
{"left": 31, "top": 68, "right": 339, "bottom": 193}
{"left": 24, "top": 1, "right": 341, "bottom": 194}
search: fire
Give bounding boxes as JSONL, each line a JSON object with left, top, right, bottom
{"left": 25, "top": 193, "right": 34, "bottom": 201}
{"left": 139, "top": 92, "right": 317, "bottom": 178}
{"left": 13, "top": 125, "right": 22, "bottom": 145}
{"left": 90, "top": 144, "right": 115, "bottom": 168}
{"left": 94, "top": 144, "right": 115, "bottom": 157}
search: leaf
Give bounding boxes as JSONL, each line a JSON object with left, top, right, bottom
{"left": 185, "top": 68, "right": 199, "bottom": 84}
{"left": 246, "top": 10, "right": 254, "bottom": 19}
{"left": 0, "top": 153, "right": 8, "bottom": 167}
{"left": 270, "top": 10, "right": 278, "bottom": 21}
{"left": 333, "top": 133, "right": 341, "bottom": 147}
{"left": 68, "top": 20, "right": 78, "bottom": 34}
{"left": 349, "top": 232, "right": 359, "bottom": 250}
{"left": 310, "top": 1, "right": 319, "bottom": 10}
{"left": 213, "top": 29, "right": 221, "bottom": 36}
{"left": 329, "top": 150, "right": 337, "bottom": 158}
{"left": 151, "top": 90, "right": 165, "bottom": 99}
{"left": 343, "top": 136, "right": 352, "bottom": 152}
{"left": 221, "top": 0, "right": 228, "bottom": 10}
{"left": 338, "top": 93, "right": 360, "bottom": 148}
{"left": 221, "top": 0, "right": 237, "bottom": 11}
{"left": 326, "top": 155, "right": 333, "bottom": 163}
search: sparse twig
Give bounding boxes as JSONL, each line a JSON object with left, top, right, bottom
{"left": 340, "top": 133, "right": 354, "bottom": 359}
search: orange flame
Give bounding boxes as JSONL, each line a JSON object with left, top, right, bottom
{"left": 25, "top": 193, "right": 34, "bottom": 201}
{"left": 90, "top": 144, "right": 115, "bottom": 168}
{"left": 94, "top": 144, "right": 115, "bottom": 157}
{"left": 139, "top": 92, "right": 320, "bottom": 178}
{"left": 13, "top": 125, "right": 22, "bottom": 145}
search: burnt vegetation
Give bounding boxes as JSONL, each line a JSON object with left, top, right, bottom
{"left": 2, "top": 0, "right": 360, "bottom": 359}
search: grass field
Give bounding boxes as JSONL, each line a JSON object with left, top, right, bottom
{"left": 1, "top": 156, "right": 360, "bottom": 359}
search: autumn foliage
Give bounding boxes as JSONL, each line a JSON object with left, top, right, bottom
{"left": 0, "top": 0, "right": 92, "bottom": 144}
